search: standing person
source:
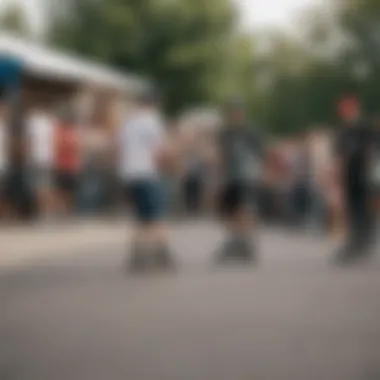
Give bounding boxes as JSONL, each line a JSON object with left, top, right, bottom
{"left": 306, "top": 130, "right": 330, "bottom": 233}
{"left": 54, "top": 109, "right": 81, "bottom": 218}
{"left": 119, "top": 89, "right": 175, "bottom": 273}
{"left": 80, "top": 109, "right": 112, "bottom": 215}
{"left": 182, "top": 128, "right": 209, "bottom": 217}
{"left": 290, "top": 133, "right": 313, "bottom": 228}
{"left": 334, "top": 96, "right": 375, "bottom": 264}
{"left": 214, "top": 98, "right": 265, "bottom": 263}
{"left": 370, "top": 117, "right": 380, "bottom": 243}
{"left": 0, "top": 98, "right": 9, "bottom": 219}
{"left": 26, "top": 107, "right": 55, "bottom": 221}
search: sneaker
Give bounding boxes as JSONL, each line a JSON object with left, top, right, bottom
{"left": 154, "top": 245, "right": 176, "bottom": 271}
{"left": 216, "top": 238, "right": 257, "bottom": 264}
{"left": 215, "top": 240, "right": 235, "bottom": 264}
{"left": 126, "top": 246, "right": 148, "bottom": 274}
{"left": 332, "top": 245, "right": 366, "bottom": 266}
{"left": 235, "top": 239, "right": 258, "bottom": 263}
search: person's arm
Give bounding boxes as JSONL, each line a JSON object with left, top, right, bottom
{"left": 333, "top": 130, "right": 343, "bottom": 176}
{"left": 250, "top": 129, "right": 267, "bottom": 183}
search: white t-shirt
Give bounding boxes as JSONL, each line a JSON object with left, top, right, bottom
{"left": 119, "top": 110, "right": 165, "bottom": 181}
{"left": 0, "top": 120, "right": 8, "bottom": 174}
{"left": 27, "top": 113, "right": 55, "bottom": 169}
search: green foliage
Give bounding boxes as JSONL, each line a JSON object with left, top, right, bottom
{"left": 0, "top": 4, "right": 30, "bottom": 36}
{"left": 47, "top": 0, "right": 245, "bottom": 115}
{"left": 45, "top": 0, "right": 380, "bottom": 134}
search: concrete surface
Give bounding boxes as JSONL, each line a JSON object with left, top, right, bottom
{"left": 1, "top": 222, "right": 380, "bottom": 380}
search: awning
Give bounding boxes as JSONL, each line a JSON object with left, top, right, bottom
{"left": 0, "top": 34, "right": 147, "bottom": 93}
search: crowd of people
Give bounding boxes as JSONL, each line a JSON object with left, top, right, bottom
{"left": 0, "top": 90, "right": 379, "bottom": 269}
{"left": 0, "top": 99, "right": 116, "bottom": 222}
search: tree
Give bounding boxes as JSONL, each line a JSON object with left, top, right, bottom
{"left": 0, "top": 4, "right": 30, "bottom": 37}
{"left": 333, "top": 0, "right": 380, "bottom": 114}
{"left": 46, "top": 0, "right": 252, "bottom": 115}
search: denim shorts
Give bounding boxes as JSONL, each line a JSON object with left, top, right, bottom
{"left": 125, "top": 179, "right": 165, "bottom": 223}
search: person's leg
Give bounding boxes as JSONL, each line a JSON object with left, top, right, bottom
{"left": 374, "top": 193, "right": 380, "bottom": 243}
{"left": 217, "top": 182, "right": 256, "bottom": 263}
{"left": 147, "top": 180, "right": 176, "bottom": 268}
{"left": 59, "top": 173, "right": 78, "bottom": 218}
{"left": 0, "top": 175, "right": 6, "bottom": 221}
{"left": 125, "top": 180, "right": 172, "bottom": 272}
{"left": 349, "top": 195, "right": 367, "bottom": 252}
{"left": 53, "top": 172, "right": 67, "bottom": 218}
{"left": 0, "top": 192, "right": 8, "bottom": 221}
{"left": 357, "top": 193, "right": 373, "bottom": 253}
{"left": 125, "top": 182, "right": 149, "bottom": 272}
{"left": 36, "top": 171, "right": 54, "bottom": 221}
{"left": 290, "top": 184, "right": 301, "bottom": 227}
{"left": 334, "top": 191, "right": 365, "bottom": 264}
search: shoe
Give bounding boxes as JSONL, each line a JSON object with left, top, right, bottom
{"left": 126, "top": 247, "right": 148, "bottom": 274}
{"left": 235, "top": 239, "right": 258, "bottom": 263}
{"left": 333, "top": 245, "right": 362, "bottom": 266}
{"left": 216, "top": 239, "right": 257, "bottom": 264}
{"left": 215, "top": 240, "right": 235, "bottom": 264}
{"left": 154, "top": 246, "right": 176, "bottom": 271}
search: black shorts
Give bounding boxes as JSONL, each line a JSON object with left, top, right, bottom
{"left": 55, "top": 171, "right": 77, "bottom": 193}
{"left": 218, "top": 181, "right": 254, "bottom": 217}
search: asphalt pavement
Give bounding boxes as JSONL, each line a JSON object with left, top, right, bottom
{"left": 1, "top": 222, "right": 380, "bottom": 380}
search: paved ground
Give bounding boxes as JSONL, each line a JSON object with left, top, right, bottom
{"left": 1, "top": 221, "right": 380, "bottom": 380}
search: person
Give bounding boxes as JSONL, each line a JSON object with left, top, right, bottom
{"left": 79, "top": 107, "right": 112, "bottom": 215}
{"left": 53, "top": 109, "right": 81, "bottom": 218}
{"left": 370, "top": 117, "right": 380, "bottom": 243}
{"left": 334, "top": 96, "right": 375, "bottom": 264}
{"left": 118, "top": 89, "right": 176, "bottom": 273}
{"left": 289, "top": 133, "right": 313, "bottom": 229}
{"left": 0, "top": 98, "right": 9, "bottom": 219}
{"left": 260, "top": 145, "right": 286, "bottom": 224}
{"left": 182, "top": 128, "right": 209, "bottom": 217}
{"left": 2, "top": 103, "right": 35, "bottom": 221}
{"left": 309, "top": 129, "right": 333, "bottom": 234}
{"left": 26, "top": 107, "right": 55, "bottom": 221}
{"left": 214, "top": 98, "right": 265, "bottom": 263}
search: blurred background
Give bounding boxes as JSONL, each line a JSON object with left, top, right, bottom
{"left": 0, "top": 0, "right": 377, "bottom": 225}
{"left": 1, "top": 1, "right": 380, "bottom": 379}
{"left": 0, "top": 0, "right": 378, "bottom": 130}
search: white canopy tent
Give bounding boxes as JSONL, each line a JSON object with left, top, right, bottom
{"left": 0, "top": 34, "right": 146, "bottom": 93}
{"left": 179, "top": 108, "right": 222, "bottom": 134}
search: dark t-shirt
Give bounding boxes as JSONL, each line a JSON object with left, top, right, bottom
{"left": 335, "top": 121, "right": 374, "bottom": 194}
{"left": 219, "top": 126, "right": 265, "bottom": 183}
{"left": 371, "top": 130, "right": 380, "bottom": 185}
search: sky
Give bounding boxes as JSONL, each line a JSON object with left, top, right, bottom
{"left": 0, "top": 0, "right": 320, "bottom": 32}
{"left": 234, "top": 0, "right": 321, "bottom": 31}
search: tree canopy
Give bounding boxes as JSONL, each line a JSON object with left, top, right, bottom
{"left": 42, "top": 0, "right": 380, "bottom": 133}
{"left": 48, "top": 0, "right": 249, "bottom": 115}
{"left": 0, "top": 4, "right": 30, "bottom": 37}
